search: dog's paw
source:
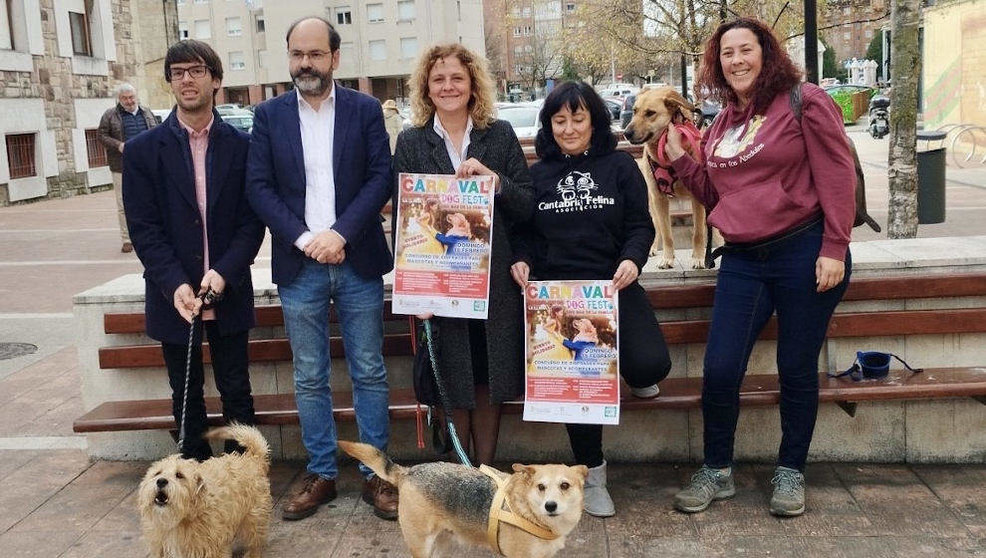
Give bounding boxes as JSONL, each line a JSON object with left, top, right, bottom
{"left": 649, "top": 244, "right": 661, "bottom": 256}
{"left": 658, "top": 255, "right": 675, "bottom": 269}
{"left": 691, "top": 258, "right": 707, "bottom": 269}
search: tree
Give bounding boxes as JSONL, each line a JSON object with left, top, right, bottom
{"left": 821, "top": 38, "right": 838, "bottom": 78}
{"left": 886, "top": 0, "right": 920, "bottom": 238}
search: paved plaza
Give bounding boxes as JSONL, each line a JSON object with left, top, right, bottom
{"left": 1, "top": 126, "right": 985, "bottom": 556}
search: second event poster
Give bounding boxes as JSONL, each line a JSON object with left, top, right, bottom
{"left": 523, "top": 280, "right": 620, "bottom": 425}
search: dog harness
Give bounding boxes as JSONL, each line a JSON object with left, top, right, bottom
{"left": 479, "top": 465, "right": 559, "bottom": 556}
{"left": 649, "top": 121, "right": 704, "bottom": 197}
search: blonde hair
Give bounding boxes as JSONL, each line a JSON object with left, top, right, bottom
{"left": 408, "top": 43, "right": 496, "bottom": 129}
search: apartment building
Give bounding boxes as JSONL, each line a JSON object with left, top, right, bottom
{"left": 484, "top": 0, "right": 578, "bottom": 93}
{"left": 1, "top": 0, "right": 176, "bottom": 204}
{"left": 176, "top": 0, "right": 485, "bottom": 106}
{"left": 821, "top": 0, "right": 889, "bottom": 63}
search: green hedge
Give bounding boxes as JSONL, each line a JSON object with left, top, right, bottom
{"left": 830, "top": 91, "right": 856, "bottom": 123}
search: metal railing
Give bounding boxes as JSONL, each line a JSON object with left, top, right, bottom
{"left": 935, "top": 123, "right": 986, "bottom": 168}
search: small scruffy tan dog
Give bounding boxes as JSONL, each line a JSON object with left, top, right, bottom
{"left": 339, "top": 440, "right": 587, "bottom": 558}
{"left": 138, "top": 424, "right": 272, "bottom": 558}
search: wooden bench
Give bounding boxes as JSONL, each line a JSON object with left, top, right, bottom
{"left": 74, "top": 272, "right": 986, "bottom": 433}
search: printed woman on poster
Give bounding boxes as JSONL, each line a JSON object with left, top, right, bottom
{"left": 510, "top": 81, "right": 673, "bottom": 518}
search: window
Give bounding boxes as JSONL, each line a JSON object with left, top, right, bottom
{"left": 257, "top": 49, "right": 266, "bottom": 68}
{"left": 195, "top": 19, "right": 210, "bottom": 39}
{"left": 229, "top": 50, "right": 245, "bottom": 70}
{"left": 367, "top": 3, "right": 384, "bottom": 23}
{"left": 85, "top": 129, "right": 107, "bottom": 168}
{"left": 255, "top": 15, "right": 265, "bottom": 33}
{"left": 336, "top": 7, "right": 352, "bottom": 25}
{"left": 369, "top": 39, "right": 385, "bottom": 61}
{"left": 524, "top": 25, "right": 532, "bottom": 35}
{"left": 6, "top": 133, "right": 36, "bottom": 179}
{"left": 194, "top": 0, "right": 208, "bottom": 4}
{"left": 397, "top": 0, "right": 415, "bottom": 21}
{"left": 178, "top": 21, "right": 189, "bottom": 39}
{"left": 513, "top": 26, "right": 520, "bottom": 37}
{"left": 177, "top": 0, "right": 185, "bottom": 4}
{"left": 226, "top": 17, "right": 241, "bottom": 36}
{"left": 566, "top": 2, "right": 576, "bottom": 12}
{"left": 1, "top": 0, "right": 12, "bottom": 50}
{"left": 69, "top": 11, "right": 92, "bottom": 56}
{"left": 400, "top": 37, "right": 417, "bottom": 59}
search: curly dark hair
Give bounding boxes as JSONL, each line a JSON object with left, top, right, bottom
{"left": 535, "top": 81, "right": 616, "bottom": 160}
{"left": 696, "top": 18, "right": 802, "bottom": 114}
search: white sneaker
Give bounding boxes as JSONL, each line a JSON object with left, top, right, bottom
{"left": 630, "top": 384, "right": 660, "bottom": 399}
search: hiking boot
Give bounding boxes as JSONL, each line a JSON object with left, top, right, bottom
{"left": 282, "top": 474, "right": 336, "bottom": 520}
{"left": 769, "top": 466, "right": 805, "bottom": 517}
{"left": 630, "top": 384, "right": 660, "bottom": 399}
{"left": 674, "top": 466, "right": 735, "bottom": 513}
{"left": 362, "top": 475, "right": 399, "bottom": 520}
{"left": 583, "top": 461, "right": 615, "bottom": 517}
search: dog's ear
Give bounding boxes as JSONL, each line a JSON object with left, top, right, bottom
{"left": 572, "top": 465, "right": 589, "bottom": 482}
{"left": 664, "top": 91, "right": 694, "bottom": 125}
{"left": 512, "top": 464, "right": 536, "bottom": 476}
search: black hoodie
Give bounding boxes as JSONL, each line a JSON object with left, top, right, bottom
{"left": 513, "top": 148, "right": 655, "bottom": 280}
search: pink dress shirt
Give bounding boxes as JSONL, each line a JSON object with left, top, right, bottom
{"left": 177, "top": 115, "right": 216, "bottom": 321}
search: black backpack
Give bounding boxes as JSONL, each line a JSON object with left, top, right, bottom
{"left": 789, "top": 84, "right": 881, "bottom": 233}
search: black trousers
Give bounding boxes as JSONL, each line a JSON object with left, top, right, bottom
{"left": 567, "top": 281, "right": 672, "bottom": 468}
{"left": 161, "top": 322, "right": 255, "bottom": 461}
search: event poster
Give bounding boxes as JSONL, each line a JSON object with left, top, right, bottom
{"left": 392, "top": 172, "right": 495, "bottom": 319}
{"left": 523, "top": 280, "right": 620, "bottom": 425}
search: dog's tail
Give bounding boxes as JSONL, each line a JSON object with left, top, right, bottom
{"left": 337, "top": 441, "right": 405, "bottom": 485}
{"left": 205, "top": 423, "right": 270, "bottom": 469}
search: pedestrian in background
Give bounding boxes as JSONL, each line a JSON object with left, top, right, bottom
{"left": 98, "top": 83, "right": 157, "bottom": 253}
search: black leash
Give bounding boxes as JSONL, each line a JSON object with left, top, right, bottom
{"left": 176, "top": 287, "right": 221, "bottom": 456}
{"left": 422, "top": 319, "right": 472, "bottom": 466}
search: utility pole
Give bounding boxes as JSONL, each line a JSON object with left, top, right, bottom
{"left": 804, "top": 0, "right": 818, "bottom": 84}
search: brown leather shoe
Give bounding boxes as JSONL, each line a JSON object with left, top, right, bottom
{"left": 282, "top": 474, "right": 337, "bottom": 520}
{"left": 121, "top": 242, "right": 133, "bottom": 253}
{"left": 362, "top": 475, "right": 399, "bottom": 520}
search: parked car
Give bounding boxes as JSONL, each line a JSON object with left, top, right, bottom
{"left": 221, "top": 110, "right": 254, "bottom": 133}
{"left": 598, "top": 82, "right": 639, "bottom": 98}
{"left": 602, "top": 97, "right": 621, "bottom": 122}
{"left": 498, "top": 103, "right": 541, "bottom": 140}
{"left": 619, "top": 94, "right": 636, "bottom": 130}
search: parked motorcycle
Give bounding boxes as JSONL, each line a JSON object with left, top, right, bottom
{"left": 868, "top": 95, "right": 890, "bottom": 139}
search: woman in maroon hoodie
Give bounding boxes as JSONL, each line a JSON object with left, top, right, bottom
{"left": 665, "top": 18, "right": 856, "bottom": 517}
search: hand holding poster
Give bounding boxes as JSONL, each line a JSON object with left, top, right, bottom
{"left": 392, "top": 173, "right": 495, "bottom": 319}
{"left": 523, "top": 280, "right": 620, "bottom": 425}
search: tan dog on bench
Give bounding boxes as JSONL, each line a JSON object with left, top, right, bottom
{"left": 624, "top": 87, "right": 710, "bottom": 269}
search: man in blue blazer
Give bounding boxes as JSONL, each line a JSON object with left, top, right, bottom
{"left": 246, "top": 17, "right": 396, "bottom": 521}
{"left": 123, "top": 40, "right": 265, "bottom": 461}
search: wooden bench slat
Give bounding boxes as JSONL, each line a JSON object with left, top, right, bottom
{"left": 98, "top": 334, "right": 414, "bottom": 369}
{"left": 74, "top": 368, "right": 986, "bottom": 433}
{"left": 105, "top": 301, "right": 400, "bottom": 334}
{"left": 646, "top": 272, "right": 986, "bottom": 310}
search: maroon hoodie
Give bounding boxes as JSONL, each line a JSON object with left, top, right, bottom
{"left": 671, "top": 82, "right": 855, "bottom": 261}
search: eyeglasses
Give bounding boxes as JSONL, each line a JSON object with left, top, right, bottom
{"left": 289, "top": 50, "right": 331, "bottom": 63}
{"left": 169, "top": 65, "right": 210, "bottom": 81}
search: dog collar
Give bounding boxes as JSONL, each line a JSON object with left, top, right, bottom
{"left": 480, "top": 464, "right": 560, "bottom": 556}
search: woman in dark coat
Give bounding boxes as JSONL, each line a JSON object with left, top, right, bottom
{"left": 393, "top": 43, "right": 533, "bottom": 465}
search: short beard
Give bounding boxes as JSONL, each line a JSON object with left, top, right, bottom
{"left": 292, "top": 70, "right": 331, "bottom": 96}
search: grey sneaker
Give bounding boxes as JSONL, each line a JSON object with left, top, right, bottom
{"left": 674, "top": 466, "right": 735, "bottom": 513}
{"left": 769, "top": 466, "right": 806, "bottom": 517}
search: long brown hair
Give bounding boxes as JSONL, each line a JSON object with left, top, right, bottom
{"left": 696, "top": 18, "right": 802, "bottom": 113}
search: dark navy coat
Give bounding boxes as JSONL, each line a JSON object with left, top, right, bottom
{"left": 122, "top": 110, "right": 265, "bottom": 345}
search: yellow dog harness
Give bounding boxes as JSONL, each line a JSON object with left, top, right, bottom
{"left": 479, "top": 464, "right": 559, "bottom": 556}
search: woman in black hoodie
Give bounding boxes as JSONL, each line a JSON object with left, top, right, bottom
{"left": 511, "top": 81, "right": 672, "bottom": 517}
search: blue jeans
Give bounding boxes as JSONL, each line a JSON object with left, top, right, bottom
{"left": 702, "top": 221, "right": 850, "bottom": 471}
{"left": 278, "top": 259, "right": 389, "bottom": 479}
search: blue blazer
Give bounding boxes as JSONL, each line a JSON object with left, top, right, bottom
{"left": 246, "top": 86, "right": 393, "bottom": 286}
{"left": 122, "top": 111, "right": 266, "bottom": 345}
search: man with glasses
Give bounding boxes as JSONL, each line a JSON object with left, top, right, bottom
{"left": 122, "top": 39, "right": 265, "bottom": 461}
{"left": 246, "top": 17, "right": 396, "bottom": 521}
{"left": 97, "top": 83, "right": 157, "bottom": 253}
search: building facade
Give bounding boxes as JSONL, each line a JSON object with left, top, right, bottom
{"left": 1, "top": 0, "right": 176, "bottom": 205}
{"left": 176, "top": 0, "right": 485, "bottom": 106}
{"left": 922, "top": 0, "right": 985, "bottom": 129}
{"left": 820, "top": 0, "right": 889, "bottom": 64}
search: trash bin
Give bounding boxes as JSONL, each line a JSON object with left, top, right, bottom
{"left": 916, "top": 130, "right": 947, "bottom": 224}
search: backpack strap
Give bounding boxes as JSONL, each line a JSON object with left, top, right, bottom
{"left": 789, "top": 83, "right": 804, "bottom": 123}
